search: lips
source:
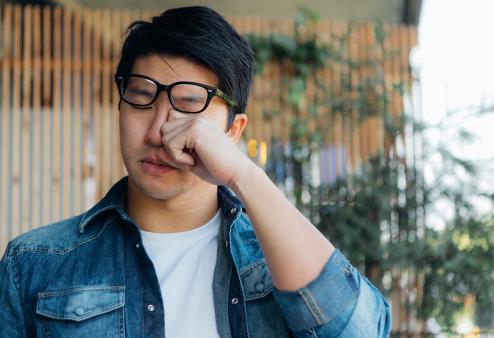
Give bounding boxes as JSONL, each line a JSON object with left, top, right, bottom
{"left": 141, "top": 156, "right": 170, "bottom": 167}
{"left": 140, "top": 155, "right": 175, "bottom": 174}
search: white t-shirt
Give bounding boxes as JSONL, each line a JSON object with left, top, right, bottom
{"left": 139, "top": 209, "right": 222, "bottom": 338}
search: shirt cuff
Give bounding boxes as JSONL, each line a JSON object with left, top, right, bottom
{"left": 271, "top": 249, "right": 360, "bottom": 333}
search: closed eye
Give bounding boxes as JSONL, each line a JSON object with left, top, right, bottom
{"left": 130, "top": 104, "right": 153, "bottom": 110}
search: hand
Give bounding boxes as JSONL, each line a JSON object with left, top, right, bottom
{"left": 160, "top": 110, "right": 253, "bottom": 187}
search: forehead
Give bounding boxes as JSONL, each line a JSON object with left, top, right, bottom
{"left": 131, "top": 54, "right": 219, "bottom": 87}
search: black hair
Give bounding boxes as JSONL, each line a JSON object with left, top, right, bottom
{"left": 115, "top": 6, "right": 254, "bottom": 129}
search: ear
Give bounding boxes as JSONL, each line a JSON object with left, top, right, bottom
{"left": 227, "top": 114, "right": 248, "bottom": 143}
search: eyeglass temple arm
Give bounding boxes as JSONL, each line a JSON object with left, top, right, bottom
{"left": 215, "top": 89, "right": 238, "bottom": 108}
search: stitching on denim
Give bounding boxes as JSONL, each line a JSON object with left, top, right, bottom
{"left": 239, "top": 259, "right": 275, "bottom": 301}
{"left": 305, "top": 288, "right": 328, "bottom": 323}
{"left": 38, "top": 286, "right": 125, "bottom": 298}
{"left": 120, "top": 304, "right": 125, "bottom": 338}
{"left": 43, "top": 317, "right": 49, "bottom": 338}
{"left": 79, "top": 204, "right": 118, "bottom": 232}
{"left": 298, "top": 289, "right": 324, "bottom": 326}
{"left": 37, "top": 303, "right": 124, "bottom": 321}
{"left": 239, "top": 258, "right": 266, "bottom": 275}
{"left": 10, "top": 215, "right": 117, "bottom": 256}
{"left": 140, "top": 268, "right": 144, "bottom": 336}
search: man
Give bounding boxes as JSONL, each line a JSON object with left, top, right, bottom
{"left": 0, "top": 6, "right": 390, "bottom": 338}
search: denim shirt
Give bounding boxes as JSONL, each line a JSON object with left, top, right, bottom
{"left": 0, "top": 177, "right": 391, "bottom": 338}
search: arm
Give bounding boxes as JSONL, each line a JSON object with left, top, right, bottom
{"left": 160, "top": 112, "right": 391, "bottom": 337}
{"left": 0, "top": 244, "right": 29, "bottom": 338}
{"left": 230, "top": 163, "right": 334, "bottom": 291}
{"left": 230, "top": 163, "right": 391, "bottom": 337}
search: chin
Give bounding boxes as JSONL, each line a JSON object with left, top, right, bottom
{"left": 128, "top": 169, "right": 195, "bottom": 201}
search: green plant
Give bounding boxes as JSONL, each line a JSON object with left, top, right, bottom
{"left": 245, "top": 7, "right": 494, "bottom": 335}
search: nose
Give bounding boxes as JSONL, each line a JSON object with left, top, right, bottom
{"left": 144, "top": 92, "right": 173, "bottom": 147}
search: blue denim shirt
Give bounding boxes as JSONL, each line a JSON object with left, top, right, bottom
{"left": 0, "top": 177, "right": 391, "bottom": 337}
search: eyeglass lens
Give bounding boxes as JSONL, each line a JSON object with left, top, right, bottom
{"left": 121, "top": 76, "right": 209, "bottom": 112}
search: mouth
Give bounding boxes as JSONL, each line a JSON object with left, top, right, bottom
{"left": 140, "top": 156, "right": 175, "bottom": 174}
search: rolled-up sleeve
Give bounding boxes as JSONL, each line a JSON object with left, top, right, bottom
{"left": 272, "top": 249, "right": 391, "bottom": 338}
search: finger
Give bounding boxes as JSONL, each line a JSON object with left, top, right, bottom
{"left": 161, "top": 118, "right": 192, "bottom": 142}
{"left": 162, "top": 127, "right": 196, "bottom": 166}
{"left": 171, "top": 110, "right": 191, "bottom": 120}
{"left": 161, "top": 110, "right": 195, "bottom": 133}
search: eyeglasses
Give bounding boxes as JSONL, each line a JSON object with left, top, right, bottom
{"left": 115, "top": 74, "right": 238, "bottom": 114}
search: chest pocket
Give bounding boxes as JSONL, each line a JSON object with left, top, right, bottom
{"left": 36, "top": 286, "right": 125, "bottom": 338}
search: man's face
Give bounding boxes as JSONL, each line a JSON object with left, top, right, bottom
{"left": 119, "top": 54, "right": 229, "bottom": 201}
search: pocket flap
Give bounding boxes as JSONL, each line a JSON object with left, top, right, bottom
{"left": 36, "top": 286, "right": 125, "bottom": 322}
{"left": 240, "top": 260, "right": 273, "bottom": 301}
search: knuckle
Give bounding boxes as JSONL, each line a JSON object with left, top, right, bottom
{"left": 161, "top": 124, "right": 171, "bottom": 133}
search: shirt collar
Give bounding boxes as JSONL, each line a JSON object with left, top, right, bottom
{"left": 79, "top": 177, "right": 129, "bottom": 233}
{"left": 79, "top": 176, "right": 245, "bottom": 234}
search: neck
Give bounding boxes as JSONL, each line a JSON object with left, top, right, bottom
{"left": 127, "top": 180, "right": 219, "bottom": 233}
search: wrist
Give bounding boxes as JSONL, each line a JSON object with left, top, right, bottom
{"left": 227, "top": 158, "right": 263, "bottom": 197}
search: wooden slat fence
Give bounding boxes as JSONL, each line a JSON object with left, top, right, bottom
{"left": 0, "top": 3, "right": 416, "bottom": 253}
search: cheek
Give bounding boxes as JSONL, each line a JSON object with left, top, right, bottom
{"left": 119, "top": 113, "right": 142, "bottom": 155}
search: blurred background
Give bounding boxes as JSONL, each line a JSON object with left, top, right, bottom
{"left": 0, "top": 0, "right": 492, "bottom": 336}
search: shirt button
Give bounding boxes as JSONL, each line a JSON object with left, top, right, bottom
{"left": 135, "top": 243, "right": 140, "bottom": 248}
{"left": 74, "top": 307, "right": 85, "bottom": 316}
{"left": 231, "top": 297, "right": 239, "bottom": 305}
{"left": 230, "top": 208, "right": 236, "bottom": 214}
{"left": 225, "top": 240, "right": 229, "bottom": 248}
{"left": 147, "top": 304, "right": 155, "bottom": 312}
{"left": 254, "top": 282, "right": 264, "bottom": 293}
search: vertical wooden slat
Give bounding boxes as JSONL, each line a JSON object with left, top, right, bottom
{"left": 391, "top": 25, "right": 402, "bottom": 159}
{"left": 249, "top": 16, "right": 263, "bottom": 147}
{"left": 365, "top": 23, "right": 379, "bottom": 158}
{"left": 73, "top": 9, "right": 82, "bottom": 215}
{"left": 304, "top": 21, "right": 315, "bottom": 143}
{"left": 62, "top": 8, "right": 72, "bottom": 219}
{"left": 331, "top": 22, "right": 343, "bottom": 180}
{"left": 399, "top": 25, "right": 410, "bottom": 157}
{"left": 52, "top": 7, "right": 62, "bottom": 222}
{"left": 261, "top": 18, "right": 272, "bottom": 151}
{"left": 92, "top": 9, "right": 102, "bottom": 198}
{"left": 339, "top": 22, "right": 351, "bottom": 178}
{"left": 32, "top": 5, "right": 42, "bottom": 229}
{"left": 373, "top": 22, "right": 385, "bottom": 157}
{"left": 81, "top": 8, "right": 92, "bottom": 210}
{"left": 21, "top": 5, "right": 33, "bottom": 233}
{"left": 101, "top": 9, "right": 112, "bottom": 193}
{"left": 110, "top": 10, "right": 125, "bottom": 182}
{"left": 382, "top": 23, "right": 393, "bottom": 160}
{"left": 358, "top": 25, "right": 370, "bottom": 163}
{"left": 11, "top": 5, "right": 22, "bottom": 239}
{"left": 280, "top": 18, "right": 293, "bottom": 145}
{"left": 42, "top": 6, "right": 52, "bottom": 226}
{"left": 1, "top": 4, "right": 13, "bottom": 251}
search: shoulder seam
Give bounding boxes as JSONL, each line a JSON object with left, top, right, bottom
{"left": 8, "top": 215, "right": 118, "bottom": 257}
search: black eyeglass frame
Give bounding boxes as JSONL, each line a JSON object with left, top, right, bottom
{"left": 115, "top": 74, "right": 238, "bottom": 114}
